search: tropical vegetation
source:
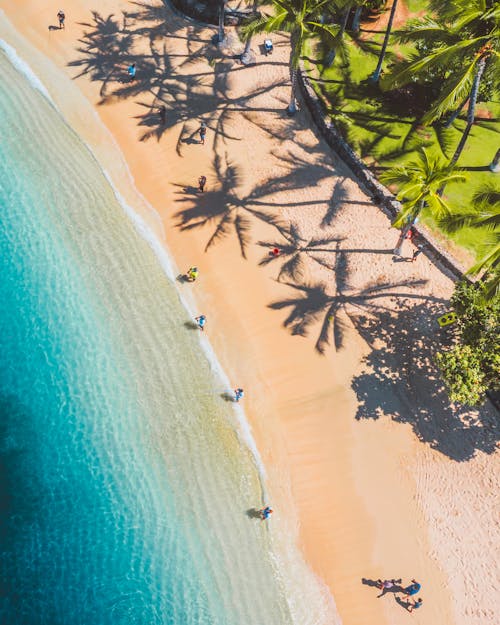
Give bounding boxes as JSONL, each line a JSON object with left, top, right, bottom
{"left": 436, "top": 280, "right": 500, "bottom": 405}
{"left": 295, "top": 0, "right": 499, "bottom": 272}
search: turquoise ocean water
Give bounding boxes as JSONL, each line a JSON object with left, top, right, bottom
{"left": 0, "top": 45, "right": 298, "bottom": 625}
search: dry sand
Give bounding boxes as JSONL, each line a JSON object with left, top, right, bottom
{"left": 1, "top": 2, "right": 499, "bottom": 625}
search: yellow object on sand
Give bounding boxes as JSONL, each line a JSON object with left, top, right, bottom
{"left": 437, "top": 312, "right": 457, "bottom": 327}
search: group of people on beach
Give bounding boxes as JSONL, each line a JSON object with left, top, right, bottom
{"left": 375, "top": 578, "right": 423, "bottom": 612}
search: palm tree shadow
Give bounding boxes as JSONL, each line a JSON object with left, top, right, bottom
{"left": 268, "top": 247, "right": 430, "bottom": 353}
{"left": 174, "top": 152, "right": 287, "bottom": 258}
{"left": 257, "top": 224, "right": 345, "bottom": 281}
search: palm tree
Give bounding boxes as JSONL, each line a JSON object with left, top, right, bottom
{"left": 369, "top": 0, "right": 399, "bottom": 83}
{"left": 383, "top": 1, "right": 500, "bottom": 166}
{"left": 380, "top": 148, "right": 467, "bottom": 255}
{"left": 439, "top": 184, "right": 500, "bottom": 299}
{"left": 241, "top": 0, "right": 341, "bottom": 113}
{"left": 241, "top": 0, "right": 261, "bottom": 64}
{"left": 490, "top": 148, "right": 500, "bottom": 172}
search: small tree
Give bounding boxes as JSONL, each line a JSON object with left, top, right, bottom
{"left": 380, "top": 148, "right": 467, "bottom": 255}
{"left": 436, "top": 280, "right": 500, "bottom": 406}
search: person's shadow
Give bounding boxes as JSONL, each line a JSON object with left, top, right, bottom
{"left": 395, "top": 596, "right": 412, "bottom": 611}
{"left": 48, "top": 25, "right": 60, "bottom": 31}
{"left": 361, "top": 578, "right": 381, "bottom": 588}
{"left": 377, "top": 583, "right": 404, "bottom": 598}
{"left": 361, "top": 578, "right": 404, "bottom": 597}
{"left": 184, "top": 320, "right": 199, "bottom": 330}
{"left": 220, "top": 392, "right": 236, "bottom": 402}
{"left": 246, "top": 508, "right": 262, "bottom": 519}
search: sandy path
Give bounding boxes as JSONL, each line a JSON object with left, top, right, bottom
{"left": 1, "top": 2, "right": 499, "bottom": 625}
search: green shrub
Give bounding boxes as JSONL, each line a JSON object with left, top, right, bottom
{"left": 436, "top": 281, "right": 500, "bottom": 406}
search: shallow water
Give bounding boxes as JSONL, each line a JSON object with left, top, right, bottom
{"left": 0, "top": 46, "right": 294, "bottom": 625}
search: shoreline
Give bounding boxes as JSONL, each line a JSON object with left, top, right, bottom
{"left": 2, "top": 3, "right": 499, "bottom": 625}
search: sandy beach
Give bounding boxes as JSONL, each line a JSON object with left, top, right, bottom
{"left": 1, "top": 2, "right": 499, "bottom": 624}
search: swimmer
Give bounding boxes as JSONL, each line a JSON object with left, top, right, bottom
{"left": 195, "top": 315, "right": 206, "bottom": 331}
{"left": 234, "top": 388, "right": 244, "bottom": 402}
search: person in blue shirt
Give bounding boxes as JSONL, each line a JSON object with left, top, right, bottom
{"left": 260, "top": 506, "right": 273, "bottom": 520}
{"left": 195, "top": 315, "right": 206, "bottom": 331}
{"left": 404, "top": 580, "right": 421, "bottom": 596}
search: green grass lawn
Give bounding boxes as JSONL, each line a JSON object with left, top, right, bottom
{"left": 303, "top": 4, "right": 500, "bottom": 264}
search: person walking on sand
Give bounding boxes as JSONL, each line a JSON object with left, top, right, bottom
{"left": 408, "top": 598, "right": 423, "bottom": 613}
{"left": 195, "top": 315, "right": 206, "bottom": 331}
{"left": 234, "top": 388, "right": 244, "bottom": 402}
{"left": 198, "top": 176, "right": 207, "bottom": 193}
{"left": 411, "top": 245, "right": 423, "bottom": 262}
{"left": 57, "top": 10, "right": 65, "bottom": 29}
{"left": 199, "top": 122, "right": 207, "bottom": 145}
{"left": 128, "top": 63, "right": 136, "bottom": 81}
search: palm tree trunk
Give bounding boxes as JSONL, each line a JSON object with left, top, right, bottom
{"left": 325, "top": 5, "right": 350, "bottom": 67}
{"left": 287, "top": 31, "right": 299, "bottom": 114}
{"left": 352, "top": 5, "right": 362, "bottom": 33}
{"left": 370, "top": 0, "right": 398, "bottom": 83}
{"left": 241, "top": 0, "right": 259, "bottom": 64}
{"left": 444, "top": 96, "right": 468, "bottom": 128}
{"left": 449, "top": 57, "right": 486, "bottom": 168}
{"left": 217, "top": 0, "right": 227, "bottom": 46}
{"left": 489, "top": 148, "right": 500, "bottom": 173}
{"left": 393, "top": 203, "right": 422, "bottom": 256}
{"left": 288, "top": 68, "right": 298, "bottom": 114}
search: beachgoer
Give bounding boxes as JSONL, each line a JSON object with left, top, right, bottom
{"left": 408, "top": 598, "right": 423, "bottom": 613}
{"left": 198, "top": 175, "right": 207, "bottom": 193}
{"left": 159, "top": 105, "right": 166, "bottom": 125}
{"left": 404, "top": 580, "right": 421, "bottom": 596}
{"left": 195, "top": 315, "right": 206, "bottom": 331}
{"left": 411, "top": 245, "right": 423, "bottom": 262}
{"left": 377, "top": 579, "right": 396, "bottom": 590}
{"left": 271, "top": 247, "right": 280, "bottom": 257}
{"left": 57, "top": 10, "right": 65, "bottom": 28}
{"left": 187, "top": 266, "right": 199, "bottom": 282}
{"left": 234, "top": 388, "right": 244, "bottom": 402}
{"left": 128, "top": 63, "right": 136, "bottom": 81}
{"left": 260, "top": 506, "right": 273, "bottom": 520}
{"left": 376, "top": 579, "right": 398, "bottom": 597}
{"left": 199, "top": 122, "right": 207, "bottom": 145}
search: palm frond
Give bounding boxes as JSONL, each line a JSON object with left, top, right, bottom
{"left": 383, "top": 38, "right": 486, "bottom": 90}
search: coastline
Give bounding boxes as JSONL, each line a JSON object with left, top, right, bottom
{"left": 1, "top": 3, "right": 498, "bottom": 625}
